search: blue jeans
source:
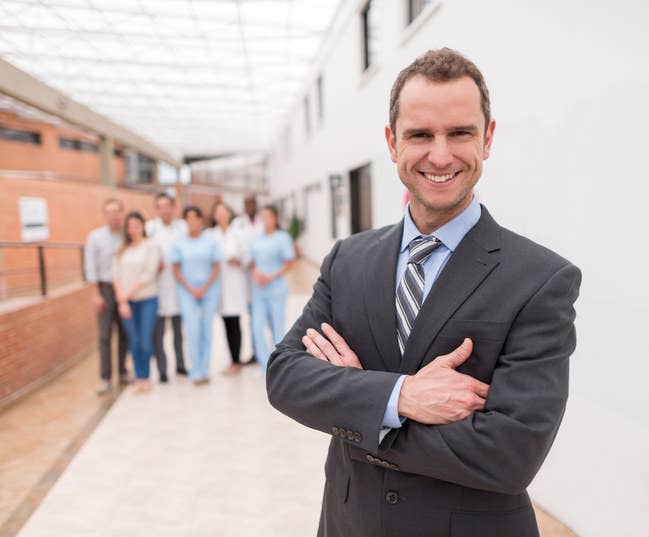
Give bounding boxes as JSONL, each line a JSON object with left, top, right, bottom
{"left": 120, "top": 297, "right": 158, "bottom": 380}
{"left": 251, "top": 289, "right": 287, "bottom": 371}
{"left": 177, "top": 285, "right": 220, "bottom": 380}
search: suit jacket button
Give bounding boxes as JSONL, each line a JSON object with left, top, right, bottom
{"left": 346, "top": 430, "right": 354, "bottom": 441}
{"left": 385, "top": 491, "right": 399, "bottom": 505}
{"left": 354, "top": 432, "right": 362, "bottom": 443}
{"left": 366, "top": 454, "right": 375, "bottom": 463}
{"left": 332, "top": 426, "right": 339, "bottom": 436}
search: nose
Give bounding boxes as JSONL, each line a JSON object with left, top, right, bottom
{"left": 426, "top": 136, "right": 453, "bottom": 169}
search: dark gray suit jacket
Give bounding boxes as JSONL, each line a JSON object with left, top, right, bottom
{"left": 267, "top": 205, "right": 581, "bottom": 537}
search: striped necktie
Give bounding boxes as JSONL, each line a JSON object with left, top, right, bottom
{"left": 395, "top": 236, "right": 442, "bottom": 355}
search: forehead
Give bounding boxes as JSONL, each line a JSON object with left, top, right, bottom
{"left": 104, "top": 202, "right": 122, "bottom": 212}
{"left": 397, "top": 75, "right": 484, "bottom": 130}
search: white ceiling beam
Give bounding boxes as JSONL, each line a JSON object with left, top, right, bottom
{"left": 0, "top": 57, "right": 181, "bottom": 166}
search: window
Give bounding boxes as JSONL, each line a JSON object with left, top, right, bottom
{"left": 303, "top": 95, "right": 311, "bottom": 138}
{"left": 360, "top": 1, "right": 378, "bottom": 71}
{"left": 59, "top": 137, "right": 77, "bottom": 150}
{"left": 407, "top": 0, "right": 432, "bottom": 25}
{"left": 316, "top": 75, "right": 324, "bottom": 124}
{"left": 58, "top": 137, "right": 99, "bottom": 152}
{"left": 138, "top": 154, "right": 155, "bottom": 184}
{"left": 78, "top": 140, "right": 98, "bottom": 153}
{"left": 0, "top": 125, "right": 41, "bottom": 144}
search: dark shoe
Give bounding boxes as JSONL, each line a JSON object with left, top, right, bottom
{"left": 176, "top": 367, "right": 189, "bottom": 376}
{"left": 118, "top": 373, "right": 131, "bottom": 386}
{"left": 160, "top": 373, "right": 168, "bottom": 383}
{"left": 242, "top": 355, "right": 257, "bottom": 366}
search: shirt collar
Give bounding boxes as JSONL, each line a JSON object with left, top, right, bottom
{"left": 400, "top": 195, "right": 481, "bottom": 253}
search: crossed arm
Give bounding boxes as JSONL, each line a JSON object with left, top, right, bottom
{"left": 267, "top": 242, "right": 581, "bottom": 494}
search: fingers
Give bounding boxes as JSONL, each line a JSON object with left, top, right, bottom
{"left": 321, "top": 323, "right": 351, "bottom": 355}
{"left": 471, "top": 379, "right": 490, "bottom": 399}
{"left": 302, "top": 335, "right": 328, "bottom": 362}
{"left": 305, "top": 328, "right": 344, "bottom": 366}
{"left": 439, "top": 338, "right": 473, "bottom": 369}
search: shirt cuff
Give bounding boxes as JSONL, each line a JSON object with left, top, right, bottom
{"left": 381, "top": 375, "right": 407, "bottom": 429}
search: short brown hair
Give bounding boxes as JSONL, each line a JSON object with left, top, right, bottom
{"left": 389, "top": 48, "right": 491, "bottom": 134}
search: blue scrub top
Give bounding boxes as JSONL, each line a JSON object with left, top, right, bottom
{"left": 251, "top": 230, "right": 296, "bottom": 295}
{"left": 170, "top": 232, "right": 222, "bottom": 287}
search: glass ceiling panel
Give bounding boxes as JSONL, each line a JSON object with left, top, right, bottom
{"left": 0, "top": 0, "right": 342, "bottom": 159}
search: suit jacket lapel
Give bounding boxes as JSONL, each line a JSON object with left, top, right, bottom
{"left": 363, "top": 221, "right": 403, "bottom": 372}
{"left": 399, "top": 205, "right": 502, "bottom": 375}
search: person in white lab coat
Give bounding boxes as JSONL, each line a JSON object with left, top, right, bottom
{"left": 145, "top": 192, "right": 189, "bottom": 381}
{"left": 231, "top": 195, "right": 264, "bottom": 365}
{"left": 209, "top": 201, "right": 249, "bottom": 375}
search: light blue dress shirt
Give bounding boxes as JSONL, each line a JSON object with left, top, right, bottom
{"left": 380, "top": 196, "right": 482, "bottom": 432}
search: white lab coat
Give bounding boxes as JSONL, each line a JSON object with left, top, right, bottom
{"left": 209, "top": 225, "right": 248, "bottom": 316}
{"left": 231, "top": 214, "right": 264, "bottom": 303}
{"left": 145, "top": 218, "right": 187, "bottom": 316}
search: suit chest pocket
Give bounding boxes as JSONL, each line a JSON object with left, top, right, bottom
{"left": 434, "top": 320, "right": 509, "bottom": 383}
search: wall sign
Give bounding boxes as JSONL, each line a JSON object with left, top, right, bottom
{"left": 19, "top": 197, "right": 49, "bottom": 242}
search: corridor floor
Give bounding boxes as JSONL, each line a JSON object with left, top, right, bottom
{"left": 2, "top": 260, "right": 575, "bottom": 537}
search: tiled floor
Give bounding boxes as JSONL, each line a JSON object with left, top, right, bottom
{"left": 1, "top": 260, "right": 577, "bottom": 537}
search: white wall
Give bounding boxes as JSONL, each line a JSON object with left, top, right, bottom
{"left": 267, "top": 1, "right": 649, "bottom": 535}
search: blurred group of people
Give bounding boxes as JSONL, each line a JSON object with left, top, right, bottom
{"left": 84, "top": 193, "right": 296, "bottom": 395}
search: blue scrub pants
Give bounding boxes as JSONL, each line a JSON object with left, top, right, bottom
{"left": 177, "top": 286, "right": 220, "bottom": 380}
{"left": 251, "top": 288, "right": 287, "bottom": 371}
{"left": 120, "top": 296, "right": 158, "bottom": 380}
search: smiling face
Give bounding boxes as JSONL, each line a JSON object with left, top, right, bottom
{"left": 385, "top": 75, "right": 495, "bottom": 233}
{"left": 214, "top": 204, "right": 232, "bottom": 228}
{"left": 126, "top": 216, "right": 145, "bottom": 242}
{"left": 185, "top": 210, "right": 204, "bottom": 235}
{"left": 104, "top": 201, "right": 124, "bottom": 231}
{"left": 260, "top": 208, "right": 278, "bottom": 234}
{"left": 155, "top": 196, "right": 174, "bottom": 224}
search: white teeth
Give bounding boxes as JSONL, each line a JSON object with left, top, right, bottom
{"left": 423, "top": 172, "right": 455, "bottom": 183}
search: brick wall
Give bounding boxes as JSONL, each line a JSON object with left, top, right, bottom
{"left": 0, "top": 176, "right": 160, "bottom": 299}
{"left": 0, "top": 110, "right": 125, "bottom": 183}
{"left": 0, "top": 284, "right": 96, "bottom": 407}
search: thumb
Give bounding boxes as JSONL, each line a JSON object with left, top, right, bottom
{"left": 439, "top": 338, "right": 473, "bottom": 369}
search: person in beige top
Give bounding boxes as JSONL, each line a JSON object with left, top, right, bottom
{"left": 113, "top": 211, "right": 160, "bottom": 393}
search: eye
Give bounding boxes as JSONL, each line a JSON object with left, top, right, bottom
{"left": 450, "top": 130, "right": 471, "bottom": 137}
{"left": 411, "top": 132, "right": 431, "bottom": 139}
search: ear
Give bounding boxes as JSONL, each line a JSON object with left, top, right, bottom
{"left": 384, "top": 125, "right": 398, "bottom": 163}
{"left": 482, "top": 119, "right": 496, "bottom": 160}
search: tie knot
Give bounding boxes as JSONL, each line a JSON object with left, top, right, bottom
{"left": 408, "top": 236, "right": 441, "bottom": 265}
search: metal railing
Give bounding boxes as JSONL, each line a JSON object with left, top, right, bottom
{"left": 0, "top": 241, "right": 85, "bottom": 301}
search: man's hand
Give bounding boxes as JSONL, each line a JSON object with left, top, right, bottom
{"left": 302, "top": 323, "right": 363, "bottom": 369}
{"left": 398, "top": 338, "right": 490, "bottom": 425}
{"left": 92, "top": 293, "right": 105, "bottom": 313}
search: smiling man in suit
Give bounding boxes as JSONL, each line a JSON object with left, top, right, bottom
{"left": 266, "top": 48, "right": 581, "bottom": 537}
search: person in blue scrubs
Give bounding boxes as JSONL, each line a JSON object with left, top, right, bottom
{"left": 250, "top": 205, "right": 296, "bottom": 371}
{"left": 170, "top": 206, "right": 221, "bottom": 385}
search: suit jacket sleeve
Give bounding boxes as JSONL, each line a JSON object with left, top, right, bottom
{"left": 377, "top": 262, "right": 582, "bottom": 494}
{"left": 266, "top": 240, "right": 402, "bottom": 454}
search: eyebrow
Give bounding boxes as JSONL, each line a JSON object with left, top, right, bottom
{"left": 402, "top": 125, "right": 479, "bottom": 137}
